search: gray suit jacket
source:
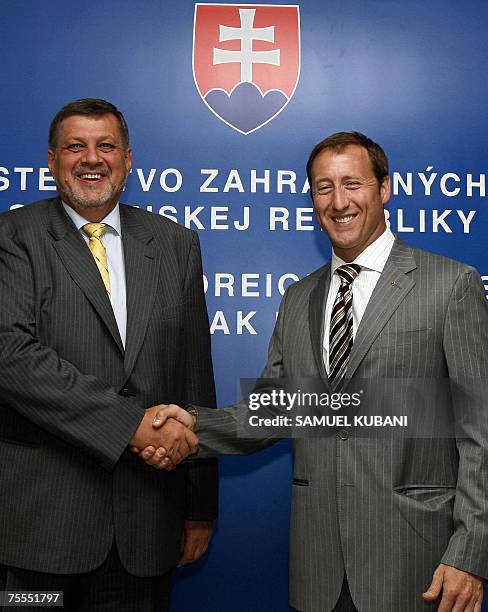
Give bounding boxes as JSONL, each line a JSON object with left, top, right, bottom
{"left": 0, "top": 198, "right": 217, "bottom": 576}
{"left": 196, "top": 238, "right": 488, "bottom": 611}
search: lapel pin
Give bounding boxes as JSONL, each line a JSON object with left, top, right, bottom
{"left": 390, "top": 280, "right": 398, "bottom": 287}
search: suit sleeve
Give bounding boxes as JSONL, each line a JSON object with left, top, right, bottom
{"left": 182, "top": 233, "right": 219, "bottom": 520}
{"left": 440, "top": 267, "right": 488, "bottom": 579}
{"left": 0, "top": 219, "right": 145, "bottom": 472}
{"left": 195, "top": 283, "right": 288, "bottom": 457}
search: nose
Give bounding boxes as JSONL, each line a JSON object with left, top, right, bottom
{"left": 81, "top": 144, "right": 103, "bottom": 166}
{"left": 331, "top": 185, "right": 349, "bottom": 211}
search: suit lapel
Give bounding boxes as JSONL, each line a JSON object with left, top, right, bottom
{"left": 346, "top": 237, "right": 417, "bottom": 378}
{"left": 120, "top": 205, "right": 160, "bottom": 377}
{"left": 308, "top": 263, "right": 331, "bottom": 381}
{"left": 48, "top": 199, "right": 124, "bottom": 354}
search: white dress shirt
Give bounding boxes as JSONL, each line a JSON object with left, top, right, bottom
{"left": 323, "top": 228, "right": 395, "bottom": 374}
{"left": 62, "top": 202, "right": 127, "bottom": 348}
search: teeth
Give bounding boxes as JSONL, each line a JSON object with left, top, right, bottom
{"left": 80, "top": 173, "right": 102, "bottom": 179}
{"left": 335, "top": 215, "right": 355, "bottom": 223}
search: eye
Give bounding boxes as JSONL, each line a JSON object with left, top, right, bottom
{"left": 345, "top": 181, "right": 361, "bottom": 189}
{"left": 315, "top": 184, "right": 333, "bottom": 195}
{"left": 99, "top": 143, "right": 116, "bottom": 151}
{"left": 66, "top": 143, "right": 84, "bottom": 152}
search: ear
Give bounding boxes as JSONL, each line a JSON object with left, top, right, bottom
{"left": 125, "top": 147, "right": 132, "bottom": 173}
{"left": 380, "top": 176, "right": 391, "bottom": 205}
{"left": 47, "top": 148, "right": 56, "bottom": 174}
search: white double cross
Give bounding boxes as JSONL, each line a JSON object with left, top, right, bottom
{"left": 214, "top": 8, "right": 280, "bottom": 83}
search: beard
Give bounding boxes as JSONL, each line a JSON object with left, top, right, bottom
{"left": 57, "top": 176, "right": 126, "bottom": 211}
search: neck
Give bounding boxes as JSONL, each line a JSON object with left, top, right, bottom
{"left": 333, "top": 225, "right": 387, "bottom": 262}
{"left": 65, "top": 201, "right": 117, "bottom": 223}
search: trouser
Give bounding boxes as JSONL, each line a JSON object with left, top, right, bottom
{"left": 0, "top": 544, "right": 171, "bottom": 612}
{"left": 292, "top": 574, "right": 358, "bottom": 612}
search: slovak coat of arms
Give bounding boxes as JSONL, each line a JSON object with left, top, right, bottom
{"left": 193, "top": 3, "right": 301, "bottom": 134}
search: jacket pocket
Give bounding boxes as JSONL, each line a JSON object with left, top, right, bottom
{"left": 393, "top": 484, "right": 456, "bottom": 494}
{"left": 0, "top": 437, "right": 40, "bottom": 448}
{"left": 393, "top": 484, "right": 456, "bottom": 506}
{"left": 292, "top": 478, "right": 309, "bottom": 487}
{"left": 373, "top": 328, "right": 432, "bottom": 349}
{"left": 0, "top": 405, "right": 41, "bottom": 446}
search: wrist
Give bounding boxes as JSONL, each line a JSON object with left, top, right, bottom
{"left": 185, "top": 405, "right": 198, "bottom": 430}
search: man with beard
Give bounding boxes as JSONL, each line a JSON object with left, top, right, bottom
{"left": 0, "top": 99, "right": 217, "bottom": 611}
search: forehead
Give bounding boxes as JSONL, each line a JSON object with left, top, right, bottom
{"left": 57, "top": 114, "right": 121, "bottom": 141}
{"left": 311, "top": 145, "right": 374, "bottom": 180}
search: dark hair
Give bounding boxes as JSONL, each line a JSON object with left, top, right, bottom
{"left": 49, "top": 98, "right": 130, "bottom": 148}
{"left": 306, "top": 131, "right": 388, "bottom": 188}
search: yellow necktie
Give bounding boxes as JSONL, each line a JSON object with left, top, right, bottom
{"left": 82, "top": 223, "right": 111, "bottom": 296}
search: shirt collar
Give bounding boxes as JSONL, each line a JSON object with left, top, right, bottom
{"left": 331, "top": 227, "right": 395, "bottom": 276}
{"left": 62, "top": 201, "right": 122, "bottom": 236}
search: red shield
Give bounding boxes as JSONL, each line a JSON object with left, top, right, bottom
{"left": 193, "top": 4, "right": 301, "bottom": 134}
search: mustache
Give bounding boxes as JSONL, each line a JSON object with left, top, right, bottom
{"left": 72, "top": 164, "right": 110, "bottom": 177}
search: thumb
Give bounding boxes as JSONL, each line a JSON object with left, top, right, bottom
{"left": 422, "top": 565, "right": 444, "bottom": 600}
{"left": 152, "top": 407, "right": 175, "bottom": 428}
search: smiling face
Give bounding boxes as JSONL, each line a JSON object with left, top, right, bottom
{"left": 311, "top": 145, "right": 390, "bottom": 262}
{"left": 48, "top": 113, "right": 132, "bottom": 222}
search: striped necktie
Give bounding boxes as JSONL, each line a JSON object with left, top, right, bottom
{"left": 82, "top": 223, "right": 111, "bottom": 297}
{"left": 329, "top": 264, "right": 361, "bottom": 383}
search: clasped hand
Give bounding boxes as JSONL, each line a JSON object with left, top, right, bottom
{"left": 129, "top": 404, "right": 196, "bottom": 470}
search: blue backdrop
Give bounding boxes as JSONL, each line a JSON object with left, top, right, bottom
{"left": 1, "top": 1, "right": 487, "bottom": 610}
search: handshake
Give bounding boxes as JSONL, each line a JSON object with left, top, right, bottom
{"left": 129, "top": 404, "right": 197, "bottom": 470}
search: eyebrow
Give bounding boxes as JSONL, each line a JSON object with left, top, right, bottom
{"left": 315, "top": 175, "right": 361, "bottom": 183}
{"left": 66, "top": 135, "right": 117, "bottom": 141}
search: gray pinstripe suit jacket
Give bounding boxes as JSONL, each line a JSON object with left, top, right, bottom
{"left": 0, "top": 198, "right": 217, "bottom": 576}
{"left": 196, "top": 237, "right": 488, "bottom": 611}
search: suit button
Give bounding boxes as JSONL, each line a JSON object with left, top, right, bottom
{"left": 121, "top": 388, "right": 130, "bottom": 397}
{"left": 338, "top": 429, "right": 348, "bottom": 440}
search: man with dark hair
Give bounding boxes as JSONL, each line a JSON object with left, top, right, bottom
{"left": 0, "top": 98, "right": 217, "bottom": 611}
{"left": 48, "top": 98, "right": 130, "bottom": 149}
{"left": 305, "top": 131, "right": 389, "bottom": 185}
{"left": 141, "top": 132, "right": 488, "bottom": 611}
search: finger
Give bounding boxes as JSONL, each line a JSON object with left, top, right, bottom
{"left": 185, "top": 538, "right": 209, "bottom": 564}
{"left": 139, "top": 446, "right": 156, "bottom": 460}
{"left": 160, "top": 457, "right": 175, "bottom": 470}
{"left": 163, "top": 440, "right": 181, "bottom": 463}
{"left": 148, "top": 446, "right": 169, "bottom": 465}
{"left": 178, "top": 553, "right": 190, "bottom": 566}
{"left": 453, "top": 600, "right": 474, "bottom": 612}
{"left": 438, "top": 591, "right": 457, "bottom": 612}
{"left": 451, "top": 589, "right": 474, "bottom": 612}
{"left": 171, "top": 430, "right": 197, "bottom": 459}
{"left": 163, "top": 426, "right": 191, "bottom": 462}
{"left": 155, "top": 458, "right": 176, "bottom": 470}
{"left": 471, "top": 586, "right": 484, "bottom": 612}
{"left": 423, "top": 566, "right": 444, "bottom": 601}
{"left": 184, "top": 430, "right": 199, "bottom": 454}
{"left": 154, "top": 405, "right": 194, "bottom": 429}
{"left": 192, "top": 540, "right": 209, "bottom": 561}
{"left": 144, "top": 446, "right": 170, "bottom": 467}
{"left": 173, "top": 439, "right": 190, "bottom": 461}
{"left": 178, "top": 555, "right": 190, "bottom": 567}
{"left": 143, "top": 449, "right": 169, "bottom": 468}
{"left": 171, "top": 436, "right": 197, "bottom": 462}
{"left": 151, "top": 455, "right": 176, "bottom": 471}
{"left": 152, "top": 405, "right": 181, "bottom": 428}
{"left": 146, "top": 444, "right": 177, "bottom": 469}
{"left": 154, "top": 421, "right": 196, "bottom": 464}
{"left": 178, "top": 545, "right": 196, "bottom": 567}
{"left": 129, "top": 446, "right": 141, "bottom": 453}
{"left": 463, "top": 598, "right": 476, "bottom": 612}
{"left": 165, "top": 448, "right": 184, "bottom": 466}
